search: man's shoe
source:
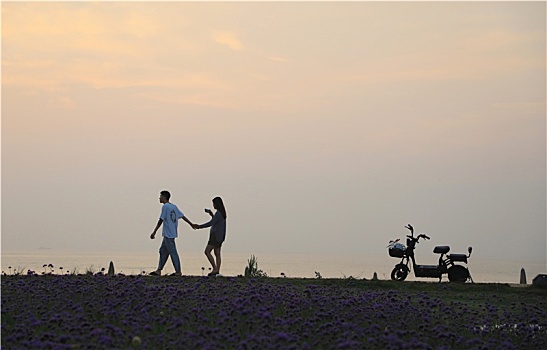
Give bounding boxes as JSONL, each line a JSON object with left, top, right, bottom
{"left": 149, "top": 271, "right": 161, "bottom": 276}
{"left": 207, "top": 271, "right": 219, "bottom": 277}
{"left": 169, "top": 272, "right": 182, "bottom": 276}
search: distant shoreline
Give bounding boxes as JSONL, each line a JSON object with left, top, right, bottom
{"left": 2, "top": 250, "right": 545, "bottom": 284}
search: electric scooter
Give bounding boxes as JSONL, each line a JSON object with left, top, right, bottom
{"left": 387, "top": 224, "right": 473, "bottom": 283}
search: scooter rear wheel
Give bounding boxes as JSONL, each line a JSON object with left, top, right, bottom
{"left": 448, "top": 265, "right": 469, "bottom": 283}
{"left": 391, "top": 264, "right": 409, "bottom": 281}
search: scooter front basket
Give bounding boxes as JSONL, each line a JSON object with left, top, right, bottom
{"left": 388, "top": 247, "right": 405, "bottom": 258}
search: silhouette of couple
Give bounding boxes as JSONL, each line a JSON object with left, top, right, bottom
{"left": 149, "top": 190, "right": 227, "bottom": 277}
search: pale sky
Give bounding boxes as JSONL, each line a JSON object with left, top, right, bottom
{"left": 2, "top": 2, "right": 545, "bottom": 264}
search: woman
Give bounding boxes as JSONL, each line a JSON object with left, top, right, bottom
{"left": 194, "top": 197, "right": 227, "bottom": 276}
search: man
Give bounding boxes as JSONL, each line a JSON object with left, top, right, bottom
{"left": 149, "top": 190, "right": 196, "bottom": 276}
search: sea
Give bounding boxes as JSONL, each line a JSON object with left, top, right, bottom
{"left": 1, "top": 250, "right": 544, "bottom": 284}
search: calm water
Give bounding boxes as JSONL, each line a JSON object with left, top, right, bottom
{"left": 1, "top": 250, "right": 544, "bottom": 283}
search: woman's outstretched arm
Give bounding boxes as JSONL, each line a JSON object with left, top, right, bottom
{"left": 196, "top": 211, "right": 220, "bottom": 229}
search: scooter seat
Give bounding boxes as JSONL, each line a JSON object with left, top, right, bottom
{"left": 433, "top": 246, "right": 450, "bottom": 254}
{"left": 448, "top": 254, "right": 468, "bottom": 263}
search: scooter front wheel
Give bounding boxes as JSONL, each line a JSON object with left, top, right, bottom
{"left": 391, "top": 264, "right": 409, "bottom": 281}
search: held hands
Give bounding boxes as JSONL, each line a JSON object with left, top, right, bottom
{"left": 193, "top": 209, "right": 211, "bottom": 230}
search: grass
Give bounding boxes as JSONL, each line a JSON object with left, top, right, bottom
{"left": 2, "top": 275, "right": 545, "bottom": 349}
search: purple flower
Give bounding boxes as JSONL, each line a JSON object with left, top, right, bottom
{"left": 275, "top": 332, "right": 290, "bottom": 342}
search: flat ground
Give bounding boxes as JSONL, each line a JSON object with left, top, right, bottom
{"left": 2, "top": 275, "right": 546, "bottom": 349}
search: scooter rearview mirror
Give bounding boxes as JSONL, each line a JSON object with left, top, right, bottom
{"left": 468, "top": 247, "right": 473, "bottom": 254}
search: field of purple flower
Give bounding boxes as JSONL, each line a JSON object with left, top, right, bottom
{"left": 2, "top": 275, "right": 546, "bottom": 349}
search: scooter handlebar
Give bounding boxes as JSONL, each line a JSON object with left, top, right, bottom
{"left": 413, "top": 234, "right": 430, "bottom": 241}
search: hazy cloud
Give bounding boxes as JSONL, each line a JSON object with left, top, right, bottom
{"left": 2, "top": 2, "right": 545, "bottom": 266}
{"left": 268, "top": 56, "right": 289, "bottom": 63}
{"left": 213, "top": 31, "right": 243, "bottom": 51}
{"left": 47, "top": 95, "right": 77, "bottom": 110}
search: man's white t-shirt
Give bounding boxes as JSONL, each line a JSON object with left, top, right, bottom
{"left": 160, "top": 203, "right": 184, "bottom": 238}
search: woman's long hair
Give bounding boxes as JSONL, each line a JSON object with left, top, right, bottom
{"left": 213, "top": 197, "right": 227, "bottom": 219}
